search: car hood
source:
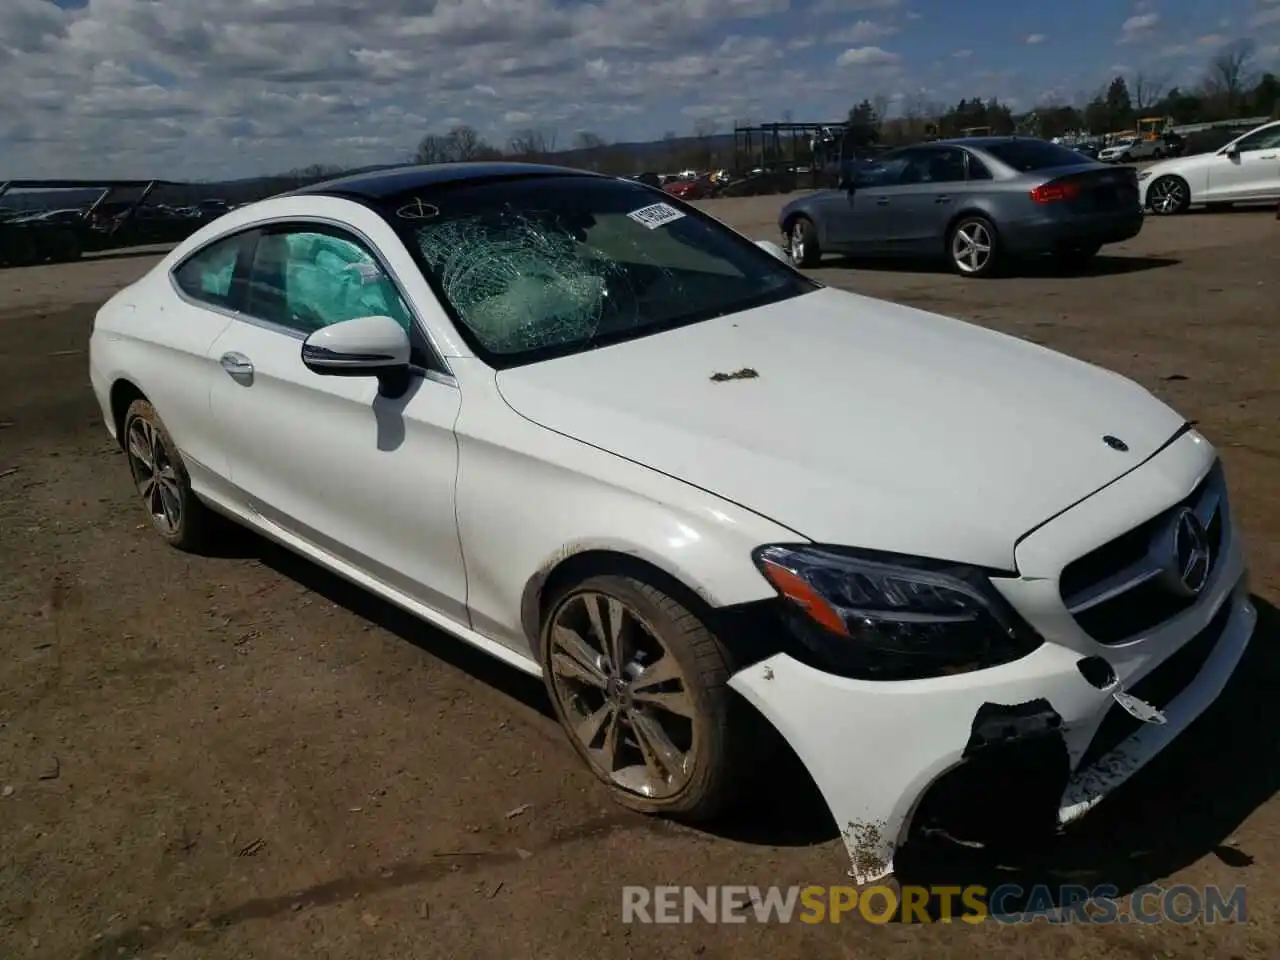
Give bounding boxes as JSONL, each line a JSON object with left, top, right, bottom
{"left": 494, "top": 287, "right": 1185, "bottom": 571}
{"left": 1142, "top": 150, "right": 1216, "bottom": 179}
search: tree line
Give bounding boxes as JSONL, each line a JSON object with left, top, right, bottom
{"left": 846, "top": 38, "right": 1278, "bottom": 146}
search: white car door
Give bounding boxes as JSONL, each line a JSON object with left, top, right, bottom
{"left": 134, "top": 230, "right": 256, "bottom": 487}
{"left": 1206, "top": 123, "right": 1280, "bottom": 201}
{"left": 207, "top": 223, "right": 469, "bottom": 624}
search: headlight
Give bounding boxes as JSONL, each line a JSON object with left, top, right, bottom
{"left": 753, "top": 544, "right": 1044, "bottom": 680}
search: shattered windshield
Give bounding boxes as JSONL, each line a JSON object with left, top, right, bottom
{"left": 382, "top": 175, "right": 816, "bottom": 366}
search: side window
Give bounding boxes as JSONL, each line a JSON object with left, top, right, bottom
{"left": 172, "top": 233, "right": 247, "bottom": 309}
{"left": 966, "top": 153, "right": 993, "bottom": 180}
{"left": 1233, "top": 125, "right": 1280, "bottom": 152}
{"left": 895, "top": 149, "right": 933, "bottom": 184}
{"left": 243, "top": 227, "right": 416, "bottom": 337}
{"left": 901, "top": 148, "right": 968, "bottom": 184}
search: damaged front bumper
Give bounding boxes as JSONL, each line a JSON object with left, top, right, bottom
{"left": 728, "top": 432, "right": 1257, "bottom": 884}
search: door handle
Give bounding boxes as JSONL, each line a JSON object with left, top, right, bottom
{"left": 1260, "top": 154, "right": 1277, "bottom": 159}
{"left": 876, "top": 197, "right": 890, "bottom": 206}
{"left": 935, "top": 195, "right": 953, "bottom": 203}
{"left": 220, "top": 352, "right": 254, "bottom": 381}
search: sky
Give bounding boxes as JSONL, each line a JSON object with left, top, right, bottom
{"left": 2, "top": 0, "right": 1279, "bottom": 180}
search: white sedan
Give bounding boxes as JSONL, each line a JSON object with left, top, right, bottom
{"left": 89, "top": 162, "right": 1256, "bottom": 881}
{"left": 1140, "top": 119, "right": 1280, "bottom": 214}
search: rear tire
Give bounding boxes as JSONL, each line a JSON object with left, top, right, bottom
{"left": 121, "top": 399, "right": 217, "bottom": 552}
{"left": 947, "top": 215, "right": 999, "bottom": 278}
{"left": 539, "top": 573, "right": 746, "bottom": 822}
{"left": 787, "top": 216, "right": 821, "bottom": 268}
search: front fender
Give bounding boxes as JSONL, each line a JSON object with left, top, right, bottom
{"left": 450, "top": 359, "right": 801, "bottom": 658}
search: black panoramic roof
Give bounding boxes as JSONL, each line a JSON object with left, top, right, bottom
{"left": 292, "top": 162, "right": 603, "bottom": 200}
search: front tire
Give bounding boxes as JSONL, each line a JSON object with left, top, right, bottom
{"left": 122, "top": 399, "right": 216, "bottom": 552}
{"left": 787, "top": 216, "right": 821, "bottom": 268}
{"left": 1147, "top": 175, "right": 1190, "bottom": 215}
{"left": 947, "top": 215, "right": 999, "bottom": 278}
{"left": 540, "top": 574, "right": 743, "bottom": 822}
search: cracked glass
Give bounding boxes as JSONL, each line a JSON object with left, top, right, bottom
{"left": 381, "top": 175, "right": 817, "bottom": 366}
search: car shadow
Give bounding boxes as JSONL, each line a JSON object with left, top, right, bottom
{"left": 1018, "top": 254, "right": 1181, "bottom": 278}
{"left": 1186, "top": 202, "right": 1279, "bottom": 215}
{"left": 200, "top": 521, "right": 555, "bottom": 719}
{"left": 821, "top": 254, "right": 1179, "bottom": 278}
{"left": 196, "top": 518, "right": 840, "bottom": 848}
{"left": 892, "top": 595, "right": 1280, "bottom": 918}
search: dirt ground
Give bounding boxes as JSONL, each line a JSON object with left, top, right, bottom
{"left": 1, "top": 202, "right": 1278, "bottom": 959}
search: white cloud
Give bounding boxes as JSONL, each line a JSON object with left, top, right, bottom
{"left": 952, "top": 49, "right": 974, "bottom": 58}
{"left": 835, "top": 45, "right": 902, "bottom": 67}
{"left": 1025, "top": 33, "right": 1046, "bottom": 45}
{"left": 0, "top": 0, "right": 823, "bottom": 178}
{"left": 810, "top": 0, "right": 899, "bottom": 14}
{"left": 1251, "top": 4, "right": 1280, "bottom": 27}
{"left": 1118, "top": 12, "right": 1160, "bottom": 43}
{"left": 828, "top": 19, "right": 898, "bottom": 44}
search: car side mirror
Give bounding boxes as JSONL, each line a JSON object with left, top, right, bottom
{"left": 300, "top": 315, "right": 413, "bottom": 398}
{"left": 1223, "top": 145, "right": 1241, "bottom": 158}
{"left": 754, "top": 239, "right": 789, "bottom": 263}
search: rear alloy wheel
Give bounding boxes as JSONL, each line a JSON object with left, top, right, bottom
{"left": 1147, "top": 175, "right": 1190, "bottom": 215}
{"left": 948, "top": 216, "right": 999, "bottom": 278}
{"left": 122, "top": 399, "right": 215, "bottom": 552}
{"left": 787, "top": 216, "right": 821, "bottom": 268}
{"left": 541, "top": 574, "right": 743, "bottom": 821}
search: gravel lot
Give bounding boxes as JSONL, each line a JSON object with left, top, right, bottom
{"left": 1, "top": 200, "right": 1278, "bottom": 959}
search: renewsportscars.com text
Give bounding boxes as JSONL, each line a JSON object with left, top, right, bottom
{"left": 621, "top": 884, "right": 1247, "bottom": 925}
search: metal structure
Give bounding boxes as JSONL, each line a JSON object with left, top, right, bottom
{"left": 733, "top": 121, "right": 851, "bottom": 189}
{"left": 0, "top": 178, "right": 198, "bottom": 268}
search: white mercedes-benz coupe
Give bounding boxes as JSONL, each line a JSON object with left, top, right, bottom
{"left": 89, "top": 163, "right": 1256, "bottom": 881}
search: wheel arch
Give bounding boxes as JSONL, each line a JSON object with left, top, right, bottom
{"left": 943, "top": 207, "right": 998, "bottom": 253}
{"left": 109, "top": 378, "right": 148, "bottom": 449}
{"left": 780, "top": 208, "right": 820, "bottom": 244}
{"left": 520, "top": 547, "right": 732, "bottom": 659}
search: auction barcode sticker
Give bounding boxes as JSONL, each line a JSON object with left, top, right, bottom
{"left": 628, "top": 202, "right": 686, "bottom": 229}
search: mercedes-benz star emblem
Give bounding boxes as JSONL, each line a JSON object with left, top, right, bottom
{"left": 1102, "top": 435, "right": 1129, "bottom": 451}
{"left": 1156, "top": 507, "right": 1211, "bottom": 597}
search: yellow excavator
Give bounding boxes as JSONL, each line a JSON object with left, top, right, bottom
{"left": 1137, "top": 116, "right": 1171, "bottom": 140}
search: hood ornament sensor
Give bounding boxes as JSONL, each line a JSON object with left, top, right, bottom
{"left": 1102, "top": 435, "right": 1129, "bottom": 451}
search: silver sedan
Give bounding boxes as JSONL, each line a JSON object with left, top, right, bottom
{"left": 778, "top": 137, "right": 1144, "bottom": 278}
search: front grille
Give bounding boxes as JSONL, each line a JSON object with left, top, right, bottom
{"left": 1076, "top": 597, "right": 1234, "bottom": 771}
{"left": 1059, "top": 461, "right": 1226, "bottom": 644}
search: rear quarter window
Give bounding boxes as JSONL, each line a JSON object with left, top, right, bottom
{"left": 172, "top": 232, "right": 249, "bottom": 309}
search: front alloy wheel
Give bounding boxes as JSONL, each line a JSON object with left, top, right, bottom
{"left": 1147, "top": 175, "right": 1189, "bottom": 215}
{"left": 541, "top": 574, "right": 744, "bottom": 819}
{"left": 788, "top": 216, "right": 820, "bottom": 268}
